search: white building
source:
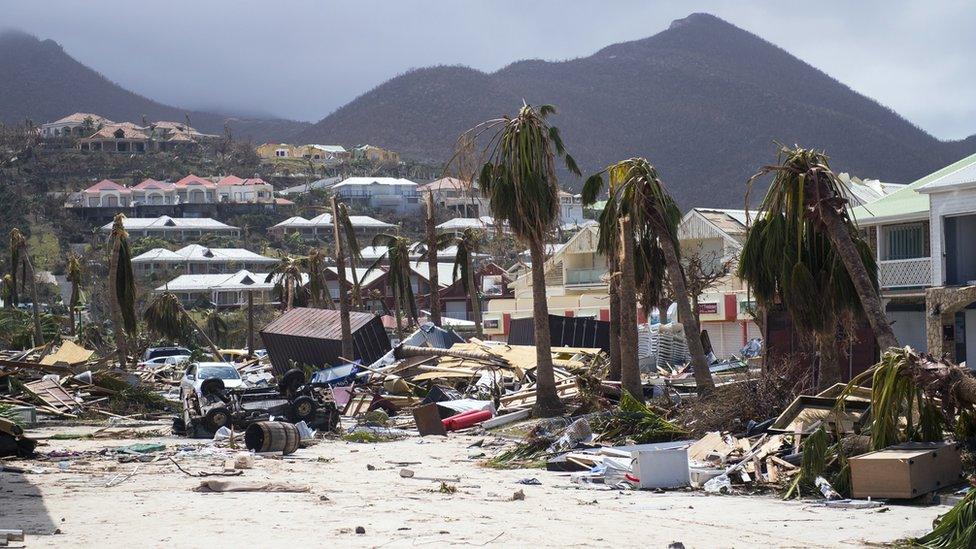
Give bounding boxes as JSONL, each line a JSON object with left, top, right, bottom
{"left": 268, "top": 213, "right": 395, "bottom": 241}
{"left": 331, "top": 177, "right": 420, "bottom": 213}
{"left": 156, "top": 270, "right": 306, "bottom": 308}
{"left": 41, "top": 113, "right": 112, "bottom": 138}
{"left": 558, "top": 190, "right": 586, "bottom": 226}
{"left": 132, "top": 244, "right": 278, "bottom": 275}
{"left": 435, "top": 216, "right": 495, "bottom": 234}
{"left": 101, "top": 216, "right": 240, "bottom": 241}
{"left": 851, "top": 152, "right": 976, "bottom": 362}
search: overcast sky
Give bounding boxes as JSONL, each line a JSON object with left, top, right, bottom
{"left": 5, "top": 0, "right": 975, "bottom": 139}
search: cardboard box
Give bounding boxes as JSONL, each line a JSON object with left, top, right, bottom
{"left": 849, "top": 442, "right": 963, "bottom": 499}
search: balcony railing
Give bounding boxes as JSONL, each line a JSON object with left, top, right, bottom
{"left": 565, "top": 268, "right": 605, "bottom": 286}
{"left": 879, "top": 257, "right": 932, "bottom": 289}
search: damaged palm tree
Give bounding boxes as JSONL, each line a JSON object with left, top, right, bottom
{"left": 265, "top": 256, "right": 305, "bottom": 310}
{"left": 453, "top": 228, "right": 484, "bottom": 338}
{"left": 8, "top": 229, "right": 43, "bottom": 345}
{"left": 423, "top": 190, "right": 442, "bottom": 324}
{"left": 67, "top": 252, "right": 83, "bottom": 335}
{"left": 332, "top": 200, "right": 364, "bottom": 309}
{"left": 143, "top": 291, "right": 222, "bottom": 360}
{"left": 583, "top": 158, "right": 714, "bottom": 394}
{"left": 368, "top": 233, "right": 418, "bottom": 338}
{"left": 739, "top": 145, "right": 898, "bottom": 385}
{"left": 458, "top": 102, "right": 580, "bottom": 417}
{"left": 107, "top": 215, "right": 137, "bottom": 368}
{"left": 913, "top": 488, "right": 976, "bottom": 548}
{"left": 331, "top": 196, "right": 354, "bottom": 359}
{"left": 841, "top": 347, "right": 976, "bottom": 450}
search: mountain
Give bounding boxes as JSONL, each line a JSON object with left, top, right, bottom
{"left": 0, "top": 30, "right": 308, "bottom": 143}
{"left": 296, "top": 13, "right": 975, "bottom": 207}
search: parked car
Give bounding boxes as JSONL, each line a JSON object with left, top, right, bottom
{"left": 138, "top": 355, "right": 190, "bottom": 369}
{"left": 143, "top": 346, "right": 191, "bottom": 362}
{"left": 179, "top": 362, "right": 243, "bottom": 400}
{"left": 217, "top": 349, "right": 250, "bottom": 363}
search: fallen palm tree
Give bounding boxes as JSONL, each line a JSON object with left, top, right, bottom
{"left": 840, "top": 347, "right": 976, "bottom": 450}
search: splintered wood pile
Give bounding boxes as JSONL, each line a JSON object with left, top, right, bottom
{"left": 386, "top": 342, "right": 605, "bottom": 412}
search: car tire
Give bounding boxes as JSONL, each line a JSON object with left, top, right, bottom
{"left": 291, "top": 396, "right": 317, "bottom": 421}
{"left": 172, "top": 416, "right": 187, "bottom": 435}
{"left": 203, "top": 407, "right": 231, "bottom": 431}
{"left": 279, "top": 368, "right": 305, "bottom": 397}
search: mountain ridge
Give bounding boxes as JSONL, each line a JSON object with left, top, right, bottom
{"left": 295, "top": 12, "right": 974, "bottom": 206}
{"left": 0, "top": 30, "right": 308, "bottom": 143}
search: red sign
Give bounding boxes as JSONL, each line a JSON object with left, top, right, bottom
{"left": 697, "top": 302, "right": 718, "bottom": 315}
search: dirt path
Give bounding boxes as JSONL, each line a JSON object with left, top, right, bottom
{"left": 0, "top": 423, "right": 944, "bottom": 548}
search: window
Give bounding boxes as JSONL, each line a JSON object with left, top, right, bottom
{"left": 883, "top": 223, "right": 928, "bottom": 260}
{"left": 275, "top": 149, "right": 288, "bottom": 157}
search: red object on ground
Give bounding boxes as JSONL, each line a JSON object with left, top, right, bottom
{"left": 442, "top": 410, "right": 493, "bottom": 431}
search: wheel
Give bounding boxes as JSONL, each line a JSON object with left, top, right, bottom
{"left": 200, "top": 378, "right": 225, "bottom": 397}
{"left": 279, "top": 368, "right": 305, "bottom": 397}
{"left": 203, "top": 406, "right": 231, "bottom": 431}
{"left": 290, "top": 396, "right": 317, "bottom": 421}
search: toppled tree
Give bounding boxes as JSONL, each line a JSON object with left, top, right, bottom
{"left": 143, "top": 291, "right": 222, "bottom": 360}
{"left": 842, "top": 347, "right": 976, "bottom": 450}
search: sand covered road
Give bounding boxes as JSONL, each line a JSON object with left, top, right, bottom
{"left": 0, "top": 423, "right": 945, "bottom": 548}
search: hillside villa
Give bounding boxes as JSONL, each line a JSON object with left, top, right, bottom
{"left": 256, "top": 143, "right": 351, "bottom": 163}
{"left": 330, "top": 177, "right": 420, "bottom": 214}
{"left": 155, "top": 270, "right": 306, "bottom": 308}
{"left": 100, "top": 215, "right": 240, "bottom": 241}
{"left": 40, "top": 113, "right": 112, "bottom": 138}
{"left": 353, "top": 144, "right": 400, "bottom": 164}
{"left": 268, "top": 212, "right": 395, "bottom": 240}
{"left": 131, "top": 244, "right": 278, "bottom": 276}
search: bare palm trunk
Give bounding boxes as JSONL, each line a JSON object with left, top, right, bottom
{"left": 608, "top": 246, "right": 622, "bottom": 382}
{"left": 618, "top": 217, "right": 643, "bottom": 402}
{"left": 22, "top": 256, "right": 44, "bottom": 345}
{"left": 247, "top": 290, "right": 254, "bottom": 358}
{"left": 347, "top": 249, "right": 362, "bottom": 310}
{"left": 821, "top": 210, "right": 899, "bottom": 350}
{"left": 425, "top": 191, "right": 441, "bottom": 325}
{"left": 332, "top": 198, "right": 354, "bottom": 360}
{"left": 816, "top": 330, "right": 843, "bottom": 387}
{"left": 660, "top": 235, "right": 715, "bottom": 393}
{"left": 392, "top": 284, "right": 404, "bottom": 340}
{"left": 465, "top": 255, "right": 483, "bottom": 339}
{"left": 528, "top": 239, "right": 565, "bottom": 417}
{"left": 69, "top": 283, "right": 78, "bottom": 336}
{"left": 108, "top": 238, "right": 129, "bottom": 368}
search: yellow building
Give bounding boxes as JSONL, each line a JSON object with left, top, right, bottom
{"left": 256, "top": 143, "right": 298, "bottom": 160}
{"left": 484, "top": 226, "right": 614, "bottom": 340}
{"left": 354, "top": 144, "right": 400, "bottom": 164}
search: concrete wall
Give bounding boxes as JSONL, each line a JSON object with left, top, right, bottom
{"left": 887, "top": 310, "right": 927, "bottom": 352}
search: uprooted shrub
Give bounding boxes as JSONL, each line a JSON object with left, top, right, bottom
{"left": 674, "top": 354, "right": 815, "bottom": 437}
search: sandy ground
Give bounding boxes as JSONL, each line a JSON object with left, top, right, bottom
{"left": 0, "top": 422, "right": 948, "bottom": 548}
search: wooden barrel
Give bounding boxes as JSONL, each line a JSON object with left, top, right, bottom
{"left": 244, "top": 421, "right": 300, "bottom": 455}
